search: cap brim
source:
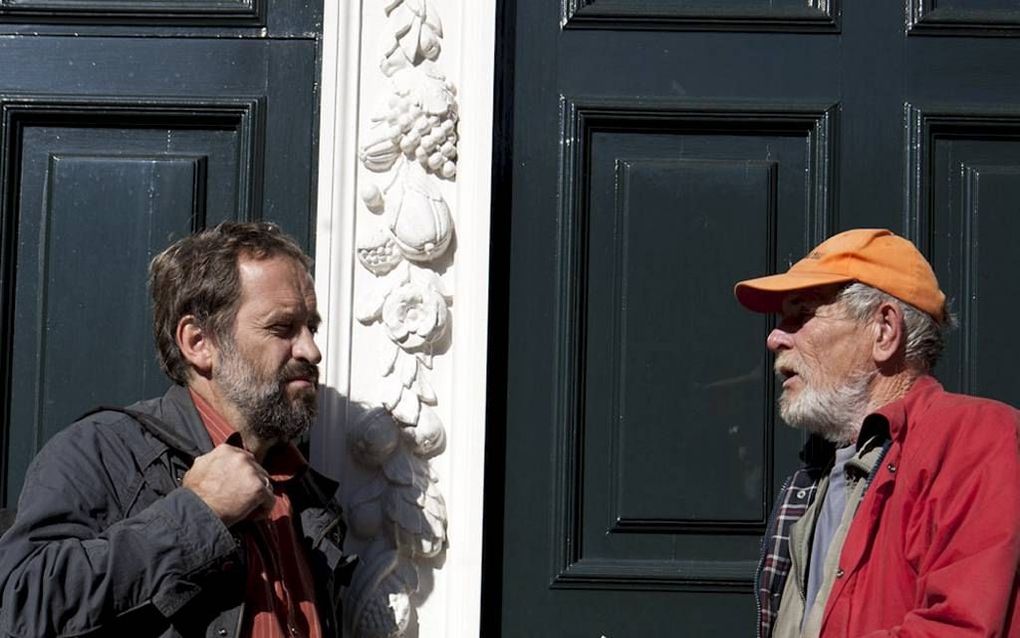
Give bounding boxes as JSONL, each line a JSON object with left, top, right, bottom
{"left": 734, "top": 271, "right": 855, "bottom": 314}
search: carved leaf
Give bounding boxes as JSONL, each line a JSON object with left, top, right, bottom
{"left": 398, "top": 351, "right": 418, "bottom": 388}
{"left": 416, "top": 374, "right": 436, "bottom": 405}
{"left": 356, "top": 261, "right": 411, "bottom": 324}
{"left": 387, "top": 2, "right": 415, "bottom": 39}
{"left": 349, "top": 494, "right": 385, "bottom": 539}
{"left": 398, "top": 17, "right": 422, "bottom": 64}
{"left": 409, "top": 262, "right": 450, "bottom": 299}
{"left": 391, "top": 387, "right": 421, "bottom": 425}
{"left": 381, "top": 373, "right": 403, "bottom": 411}
{"left": 386, "top": 483, "right": 446, "bottom": 557}
{"left": 424, "top": 0, "right": 443, "bottom": 37}
{"left": 419, "top": 75, "right": 455, "bottom": 116}
{"left": 382, "top": 446, "right": 420, "bottom": 487}
{"left": 386, "top": 487, "right": 423, "bottom": 533}
{"left": 379, "top": 340, "right": 399, "bottom": 377}
{"left": 352, "top": 474, "right": 388, "bottom": 507}
{"left": 424, "top": 480, "right": 447, "bottom": 531}
{"left": 355, "top": 282, "right": 388, "bottom": 325}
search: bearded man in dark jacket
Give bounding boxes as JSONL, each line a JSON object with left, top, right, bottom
{"left": 0, "top": 222, "right": 355, "bottom": 637}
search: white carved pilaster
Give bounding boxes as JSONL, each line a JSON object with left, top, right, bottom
{"left": 315, "top": 1, "right": 495, "bottom": 636}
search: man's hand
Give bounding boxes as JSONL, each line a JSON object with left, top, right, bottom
{"left": 182, "top": 445, "right": 275, "bottom": 527}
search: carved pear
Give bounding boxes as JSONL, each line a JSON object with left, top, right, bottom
{"left": 388, "top": 166, "right": 452, "bottom": 262}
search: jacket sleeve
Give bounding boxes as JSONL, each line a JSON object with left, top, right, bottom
{"left": 0, "top": 421, "right": 240, "bottom": 637}
{"left": 859, "top": 408, "right": 1020, "bottom": 637}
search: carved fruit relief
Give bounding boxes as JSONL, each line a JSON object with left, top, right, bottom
{"left": 348, "top": 1, "right": 457, "bottom": 636}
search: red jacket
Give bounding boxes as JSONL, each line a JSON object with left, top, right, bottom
{"left": 821, "top": 377, "right": 1020, "bottom": 637}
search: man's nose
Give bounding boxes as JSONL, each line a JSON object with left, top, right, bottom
{"left": 294, "top": 327, "right": 322, "bottom": 365}
{"left": 766, "top": 328, "right": 793, "bottom": 353}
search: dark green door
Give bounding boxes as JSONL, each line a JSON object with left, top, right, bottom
{"left": 487, "top": 1, "right": 1020, "bottom": 635}
{"left": 0, "top": 4, "right": 322, "bottom": 506}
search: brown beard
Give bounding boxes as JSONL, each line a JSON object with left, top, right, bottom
{"left": 215, "top": 339, "right": 319, "bottom": 442}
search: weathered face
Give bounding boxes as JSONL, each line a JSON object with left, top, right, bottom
{"left": 767, "top": 286, "right": 875, "bottom": 444}
{"left": 214, "top": 255, "right": 322, "bottom": 442}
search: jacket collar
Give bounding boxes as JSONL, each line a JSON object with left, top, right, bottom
{"left": 864, "top": 374, "right": 942, "bottom": 444}
{"left": 151, "top": 384, "right": 216, "bottom": 455}
{"left": 137, "top": 385, "right": 342, "bottom": 525}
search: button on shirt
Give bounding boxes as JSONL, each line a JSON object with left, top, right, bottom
{"left": 190, "top": 390, "right": 323, "bottom": 638}
{"left": 803, "top": 445, "right": 856, "bottom": 626}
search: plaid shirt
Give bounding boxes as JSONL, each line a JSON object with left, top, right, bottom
{"left": 756, "top": 438, "right": 832, "bottom": 638}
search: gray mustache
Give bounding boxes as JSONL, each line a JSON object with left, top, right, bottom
{"left": 283, "top": 361, "right": 319, "bottom": 384}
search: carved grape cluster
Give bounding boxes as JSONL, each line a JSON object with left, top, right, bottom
{"left": 385, "top": 91, "right": 458, "bottom": 179}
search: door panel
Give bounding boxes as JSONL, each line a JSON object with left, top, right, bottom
{"left": 491, "top": 0, "right": 1020, "bottom": 635}
{"left": 913, "top": 109, "right": 1020, "bottom": 400}
{"left": 553, "top": 102, "right": 831, "bottom": 593}
{"left": 0, "top": 10, "right": 320, "bottom": 506}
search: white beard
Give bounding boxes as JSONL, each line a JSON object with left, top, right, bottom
{"left": 778, "top": 368, "right": 876, "bottom": 445}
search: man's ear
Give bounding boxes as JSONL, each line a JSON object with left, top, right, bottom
{"left": 872, "top": 301, "right": 904, "bottom": 364}
{"left": 176, "top": 315, "right": 215, "bottom": 376}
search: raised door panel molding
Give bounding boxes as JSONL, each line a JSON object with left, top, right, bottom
{"left": 0, "top": 96, "right": 264, "bottom": 215}
{"left": 0, "top": 0, "right": 261, "bottom": 24}
{"left": 908, "top": 1, "right": 1020, "bottom": 36}
{"left": 905, "top": 105, "right": 1020, "bottom": 407}
{"left": 563, "top": 0, "right": 839, "bottom": 32}
{"left": 0, "top": 96, "right": 264, "bottom": 504}
{"left": 552, "top": 98, "right": 837, "bottom": 590}
{"left": 956, "top": 165, "right": 1020, "bottom": 403}
{"left": 607, "top": 158, "right": 776, "bottom": 535}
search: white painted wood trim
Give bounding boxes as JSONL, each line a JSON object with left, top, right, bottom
{"left": 313, "top": 0, "right": 362, "bottom": 482}
{"left": 314, "top": 1, "right": 496, "bottom": 636}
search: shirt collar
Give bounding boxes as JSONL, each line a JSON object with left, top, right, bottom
{"left": 187, "top": 388, "right": 309, "bottom": 484}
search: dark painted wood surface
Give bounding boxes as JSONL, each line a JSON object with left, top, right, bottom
{"left": 488, "top": 0, "right": 1020, "bottom": 635}
{"left": 0, "top": 5, "right": 321, "bottom": 506}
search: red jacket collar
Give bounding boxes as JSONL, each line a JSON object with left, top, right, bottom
{"left": 866, "top": 374, "right": 942, "bottom": 443}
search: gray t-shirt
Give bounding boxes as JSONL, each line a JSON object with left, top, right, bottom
{"left": 803, "top": 444, "right": 857, "bottom": 625}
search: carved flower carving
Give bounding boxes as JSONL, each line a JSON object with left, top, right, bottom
{"left": 381, "top": 278, "right": 448, "bottom": 350}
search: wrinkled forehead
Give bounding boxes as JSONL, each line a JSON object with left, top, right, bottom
{"left": 237, "top": 255, "right": 317, "bottom": 305}
{"left": 778, "top": 283, "right": 847, "bottom": 316}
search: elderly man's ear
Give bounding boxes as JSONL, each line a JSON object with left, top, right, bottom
{"left": 176, "top": 315, "right": 215, "bottom": 377}
{"left": 871, "top": 302, "right": 904, "bottom": 365}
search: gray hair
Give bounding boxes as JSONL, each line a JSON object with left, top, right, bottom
{"left": 835, "top": 283, "right": 954, "bottom": 373}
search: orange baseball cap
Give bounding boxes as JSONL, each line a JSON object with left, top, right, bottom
{"left": 734, "top": 228, "right": 946, "bottom": 322}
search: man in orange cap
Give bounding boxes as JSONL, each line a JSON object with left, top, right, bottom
{"left": 736, "top": 229, "right": 1020, "bottom": 638}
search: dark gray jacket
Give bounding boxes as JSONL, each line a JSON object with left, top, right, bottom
{"left": 0, "top": 385, "right": 353, "bottom": 637}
